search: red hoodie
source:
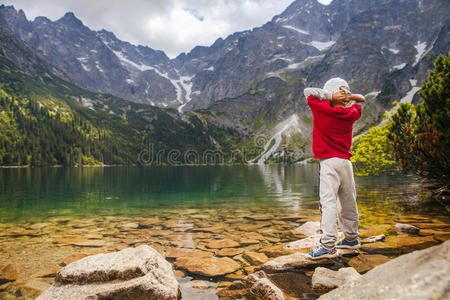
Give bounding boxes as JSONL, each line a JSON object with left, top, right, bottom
{"left": 307, "top": 95, "right": 361, "bottom": 160}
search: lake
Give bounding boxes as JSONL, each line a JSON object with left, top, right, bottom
{"left": 0, "top": 165, "right": 448, "bottom": 299}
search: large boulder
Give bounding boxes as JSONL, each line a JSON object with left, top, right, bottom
{"left": 37, "top": 245, "right": 181, "bottom": 300}
{"left": 312, "top": 267, "right": 361, "bottom": 292}
{"left": 319, "top": 240, "right": 450, "bottom": 299}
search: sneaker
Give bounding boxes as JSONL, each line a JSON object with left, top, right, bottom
{"left": 336, "top": 239, "right": 361, "bottom": 249}
{"left": 308, "top": 245, "right": 338, "bottom": 259}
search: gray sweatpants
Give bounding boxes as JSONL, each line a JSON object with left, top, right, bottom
{"left": 319, "top": 157, "right": 359, "bottom": 249}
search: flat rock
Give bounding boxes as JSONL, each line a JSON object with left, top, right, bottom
{"left": 319, "top": 240, "right": 450, "bottom": 300}
{"left": 262, "top": 244, "right": 308, "bottom": 258}
{"left": 138, "top": 219, "right": 160, "bottom": 228}
{"left": 165, "top": 248, "right": 213, "bottom": 259}
{"left": 237, "top": 224, "right": 269, "bottom": 231}
{"left": 312, "top": 267, "right": 361, "bottom": 292}
{"left": 0, "top": 264, "right": 18, "bottom": 283}
{"left": 205, "top": 239, "right": 240, "bottom": 249}
{"left": 71, "top": 240, "right": 107, "bottom": 247}
{"left": 284, "top": 233, "right": 344, "bottom": 250}
{"left": 120, "top": 223, "right": 139, "bottom": 230}
{"left": 242, "top": 252, "right": 269, "bottom": 266}
{"left": 291, "top": 221, "right": 321, "bottom": 236}
{"left": 344, "top": 254, "right": 390, "bottom": 273}
{"left": 33, "top": 268, "right": 61, "bottom": 278}
{"left": 361, "top": 235, "right": 439, "bottom": 255}
{"left": 29, "top": 223, "right": 51, "bottom": 230}
{"left": 52, "top": 237, "right": 87, "bottom": 245}
{"left": 262, "top": 253, "right": 333, "bottom": 272}
{"left": 62, "top": 251, "right": 104, "bottom": 266}
{"left": 244, "top": 215, "right": 272, "bottom": 221}
{"left": 38, "top": 245, "right": 180, "bottom": 300}
{"left": 85, "top": 233, "right": 103, "bottom": 240}
{"left": 239, "top": 238, "right": 260, "bottom": 246}
{"left": 174, "top": 256, "right": 241, "bottom": 277}
{"left": 167, "top": 233, "right": 195, "bottom": 248}
{"left": 394, "top": 223, "right": 420, "bottom": 235}
{"left": 191, "top": 225, "right": 224, "bottom": 233}
{"left": 215, "top": 248, "right": 244, "bottom": 257}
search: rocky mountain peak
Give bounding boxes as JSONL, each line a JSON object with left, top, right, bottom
{"left": 57, "top": 12, "right": 85, "bottom": 27}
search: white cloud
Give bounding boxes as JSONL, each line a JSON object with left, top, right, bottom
{"left": 4, "top": 0, "right": 309, "bottom": 58}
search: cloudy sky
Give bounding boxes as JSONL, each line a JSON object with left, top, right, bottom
{"left": 4, "top": 0, "right": 333, "bottom": 58}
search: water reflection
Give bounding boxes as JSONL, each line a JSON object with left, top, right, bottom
{"left": 0, "top": 165, "right": 445, "bottom": 224}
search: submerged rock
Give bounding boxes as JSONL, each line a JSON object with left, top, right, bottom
{"left": 312, "top": 267, "right": 361, "bottom": 292}
{"left": 319, "top": 240, "right": 450, "bottom": 300}
{"left": 174, "top": 256, "right": 241, "bottom": 277}
{"left": 37, "top": 245, "right": 180, "bottom": 300}
{"left": 62, "top": 251, "right": 105, "bottom": 266}
{"left": 215, "top": 248, "right": 244, "bottom": 257}
{"left": 394, "top": 223, "right": 420, "bottom": 235}
{"left": 165, "top": 247, "right": 213, "bottom": 259}
{"left": 205, "top": 239, "right": 240, "bottom": 249}
{"left": 0, "top": 264, "right": 18, "bottom": 284}
{"left": 343, "top": 254, "right": 390, "bottom": 273}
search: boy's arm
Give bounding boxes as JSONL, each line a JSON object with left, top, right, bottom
{"left": 348, "top": 93, "right": 365, "bottom": 103}
{"left": 304, "top": 88, "right": 332, "bottom": 101}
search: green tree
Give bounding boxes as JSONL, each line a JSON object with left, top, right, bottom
{"left": 387, "top": 53, "right": 450, "bottom": 184}
{"left": 351, "top": 122, "right": 396, "bottom": 176}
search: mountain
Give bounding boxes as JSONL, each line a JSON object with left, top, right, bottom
{"left": 0, "top": 0, "right": 449, "bottom": 165}
{"left": 1, "top": 0, "right": 448, "bottom": 112}
{"left": 0, "top": 29, "right": 240, "bottom": 166}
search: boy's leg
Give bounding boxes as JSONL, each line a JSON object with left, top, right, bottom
{"left": 319, "top": 158, "right": 341, "bottom": 249}
{"left": 336, "top": 159, "right": 359, "bottom": 242}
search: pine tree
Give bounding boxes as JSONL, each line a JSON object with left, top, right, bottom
{"left": 388, "top": 53, "right": 450, "bottom": 184}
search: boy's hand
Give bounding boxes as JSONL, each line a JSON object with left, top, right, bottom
{"left": 332, "top": 90, "right": 347, "bottom": 103}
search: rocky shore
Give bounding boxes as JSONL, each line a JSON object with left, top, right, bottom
{"left": 0, "top": 210, "right": 449, "bottom": 299}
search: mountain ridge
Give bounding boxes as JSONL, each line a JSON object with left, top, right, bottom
{"left": 0, "top": 0, "right": 449, "bottom": 165}
{"left": 1, "top": 1, "right": 448, "bottom": 112}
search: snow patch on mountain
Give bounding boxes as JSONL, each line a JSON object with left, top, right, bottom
{"left": 392, "top": 63, "right": 406, "bottom": 71}
{"left": 95, "top": 61, "right": 104, "bottom": 73}
{"left": 309, "top": 40, "right": 335, "bottom": 51}
{"left": 400, "top": 79, "right": 420, "bottom": 103}
{"left": 384, "top": 25, "right": 402, "bottom": 30}
{"left": 177, "top": 74, "right": 194, "bottom": 113}
{"left": 387, "top": 48, "right": 399, "bottom": 54}
{"left": 413, "top": 41, "right": 427, "bottom": 65}
{"left": 76, "top": 57, "right": 90, "bottom": 71}
{"left": 257, "top": 114, "right": 302, "bottom": 165}
{"left": 283, "top": 25, "right": 309, "bottom": 35}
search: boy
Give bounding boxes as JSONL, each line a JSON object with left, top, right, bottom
{"left": 304, "top": 77, "right": 365, "bottom": 259}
